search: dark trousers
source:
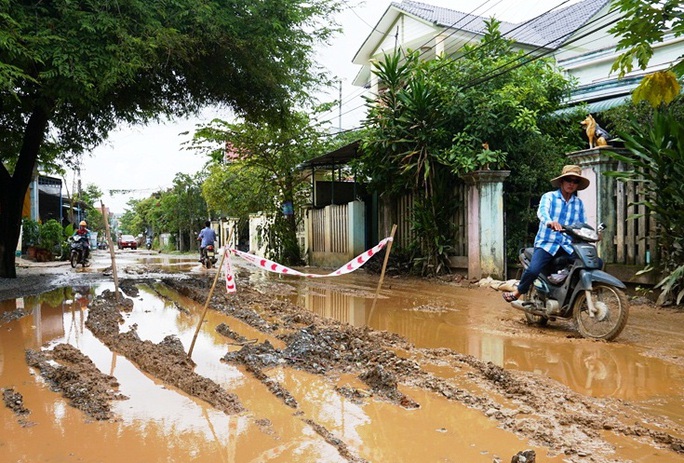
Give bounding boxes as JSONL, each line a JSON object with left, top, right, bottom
{"left": 517, "top": 247, "right": 573, "bottom": 295}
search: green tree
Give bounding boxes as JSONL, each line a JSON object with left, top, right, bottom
{"left": 118, "top": 174, "right": 207, "bottom": 251}
{"left": 202, "top": 163, "right": 272, "bottom": 222}
{"left": 610, "top": 0, "right": 684, "bottom": 78}
{"left": 192, "top": 111, "right": 332, "bottom": 264}
{"left": 358, "top": 19, "right": 576, "bottom": 273}
{"left": 610, "top": 1, "right": 684, "bottom": 107}
{"left": 163, "top": 173, "right": 209, "bottom": 252}
{"left": 0, "top": 0, "right": 341, "bottom": 277}
{"left": 70, "top": 183, "right": 107, "bottom": 235}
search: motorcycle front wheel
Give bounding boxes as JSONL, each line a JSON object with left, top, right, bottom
{"left": 70, "top": 251, "right": 79, "bottom": 268}
{"left": 573, "top": 284, "right": 629, "bottom": 341}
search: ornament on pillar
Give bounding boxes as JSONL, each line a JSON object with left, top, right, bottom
{"left": 580, "top": 114, "right": 612, "bottom": 149}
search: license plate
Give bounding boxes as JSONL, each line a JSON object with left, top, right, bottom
{"left": 206, "top": 251, "right": 215, "bottom": 257}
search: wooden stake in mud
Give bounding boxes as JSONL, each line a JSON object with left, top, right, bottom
{"left": 188, "top": 228, "right": 233, "bottom": 360}
{"left": 100, "top": 202, "right": 120, "bottom": 302}
{"left": 371, "top": 224, "right": 397, "bottom": 313}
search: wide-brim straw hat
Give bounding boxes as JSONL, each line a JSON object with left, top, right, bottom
{"left": 550, "top": 164, "right": 590, "bottom": 190}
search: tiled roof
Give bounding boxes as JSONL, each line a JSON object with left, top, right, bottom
{"left": 393, "top": 0, "right": 612, "bottom": 49}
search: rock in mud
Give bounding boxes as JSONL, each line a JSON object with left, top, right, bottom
{"left": 511, "top": 449, "right": 536, "bottom": 462}
{"left": 2, "top": 388, "right": 30, "bottom": 415}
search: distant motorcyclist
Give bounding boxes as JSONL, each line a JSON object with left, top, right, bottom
{"left": 73, "top": 220, "right": 91, "bottom": 261}
{"left": 197, "top": 221, "right": 217, "bottom": 261}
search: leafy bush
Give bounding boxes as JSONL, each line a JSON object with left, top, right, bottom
{"left": 21, "top": 218, "right": 40, "bottom": 248}
{"left": 39, "top": 219, "right": 64, "bottom": 255}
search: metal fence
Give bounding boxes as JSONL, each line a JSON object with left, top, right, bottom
{"left": 310, "top": 204, "right": 349, "bottom": 254}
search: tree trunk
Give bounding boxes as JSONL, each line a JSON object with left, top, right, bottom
{"left": 282, "top": 210, "right": 300, "bottom": 265}
{"left": 0, "top": 106, "right": 51, "bottom": 278}
{"left": 280, "top": 177, "right": 301, "bottom": 265}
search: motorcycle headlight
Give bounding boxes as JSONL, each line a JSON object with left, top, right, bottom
{"left": 575, "top": 227, "right": 599, "bottom": 241}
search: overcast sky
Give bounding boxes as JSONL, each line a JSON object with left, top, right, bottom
{"left": 80, "top": 0, "right": 581, "bottom": 213}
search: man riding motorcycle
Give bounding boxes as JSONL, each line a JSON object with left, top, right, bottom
{"left": 197, "top": 221, "right": 217, "bottom": 262}
{"left": 73, "top": 220, "right": 91, "bottom": 262}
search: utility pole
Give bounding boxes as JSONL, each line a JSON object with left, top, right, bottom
{"left": 338, "top": 79, "right": 343, "bottom": 132}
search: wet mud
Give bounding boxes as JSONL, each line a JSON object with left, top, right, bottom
{"left": 25, "top": 343, "right": 126, "bottom": 420}
{"left": 166, "top": 275, "right": 684, "bottom": 461}
{"left": 2, "top": 252, "right": 684, "bottom": 462}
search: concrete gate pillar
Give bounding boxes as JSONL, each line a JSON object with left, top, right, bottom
{"left": 462, "top": 170, "right": 510, "bottom": 280}
{"left": 567, "top": 148, "right": 628, "bottom": 264}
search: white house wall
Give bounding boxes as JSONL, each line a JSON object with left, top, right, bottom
{"left": 374, "top": 15, "right": 439, "bottom": 59}
{"left": 558, "top": 33, "right": 684, "bottom": 104}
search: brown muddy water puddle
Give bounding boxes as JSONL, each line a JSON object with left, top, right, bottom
{"left": 1, "top": 260, "right": 683, "bottom": 462}
{"left": 280, "top": 272, "right": 684, "bottom": 420}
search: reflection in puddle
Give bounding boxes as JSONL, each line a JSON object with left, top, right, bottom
{"left": 271, "top": 270, "right": 684, "bottom": 424}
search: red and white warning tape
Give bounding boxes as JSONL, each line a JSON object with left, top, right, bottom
{"left": 222, "top": 237, "right": 393, "bottom": 293}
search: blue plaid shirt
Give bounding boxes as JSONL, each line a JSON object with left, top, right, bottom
{"left": 534, "top": 189, "right": 586, "bottom": 255}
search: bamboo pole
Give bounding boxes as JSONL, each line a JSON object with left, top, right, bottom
{"left": 188, "top": 228, "right": 233, "bottom": 360}
{"left": 100, "top": 202, "right": 120, "bottom": 302}
{"left": 370, "top": 224, "right": 397, "bottom": 313}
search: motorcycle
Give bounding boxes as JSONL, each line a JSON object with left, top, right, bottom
{"left": 69, "top": 235, "right": 90, "bottom": 268}
{"left": 510, "top": 223, "right": 629, "bottom": 341}
{"left": 200, "top": 244, "right": 217, "bottom": 269}
{"left": 146, "top": 237, "right": 152, "bottom": 250}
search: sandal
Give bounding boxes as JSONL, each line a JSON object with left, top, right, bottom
{"left": 502, "top": 292, "right": 518, "bottom": 303}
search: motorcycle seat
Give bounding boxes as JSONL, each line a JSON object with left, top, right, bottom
{"left": 522, "top": 248, "right": 574, "bottom": 273}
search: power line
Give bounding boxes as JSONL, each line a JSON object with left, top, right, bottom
{"left": 457, "top": 10, "right": 624, "bottom": 91}
{"left": 317, "top": 0, "right": 607, "bottom": 128}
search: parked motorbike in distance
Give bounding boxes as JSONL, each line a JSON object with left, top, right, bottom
{"left": 200, "top": 244, "right": 217, "bottom": 269}
{"left": 69, "top": 235, "right": 90, "bottom": 268}
{"left": 510, "top": 223, "right": 629, "bottom": 341}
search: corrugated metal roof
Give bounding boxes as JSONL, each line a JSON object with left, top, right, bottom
{"left": 299, "top": 140, "right": 361, "bottom": 169}
{"left": 394, "top": 0, "right": 612, "bottom": 49}
{"left": 553, "top": 94, "right": 631, "bottom": 116}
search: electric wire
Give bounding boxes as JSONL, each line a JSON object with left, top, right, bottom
{"left": 316, "top": 0, "right": 606, "bottom": 129}
{"left": 320, "top": 0, "right": 576, "bottom": 116}
{"left": 316, "top": 0, "right": 583, "bottom": 125}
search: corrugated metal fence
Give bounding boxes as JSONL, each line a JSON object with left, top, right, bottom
{"left": 310, "top": 204, "right": 349, "bottom": 254}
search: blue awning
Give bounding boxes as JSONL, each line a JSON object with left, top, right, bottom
{"left": 553, "top": 95, "right": 631, "bottom": 116}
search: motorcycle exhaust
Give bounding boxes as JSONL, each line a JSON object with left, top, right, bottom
{"left": 510, "top": 300, "right": 548, "bottom": 317}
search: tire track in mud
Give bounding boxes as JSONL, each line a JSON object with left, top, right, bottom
{"left": 165, "top": 276, "right": 684, "bottom": 462}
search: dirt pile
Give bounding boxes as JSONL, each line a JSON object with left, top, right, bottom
{"left": 84, "top": 289, "right": 244, "bottom": 415}
{"left": 25, "top": 343, "right": 125, "bottom": 420}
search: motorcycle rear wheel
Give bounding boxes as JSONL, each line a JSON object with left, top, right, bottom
{"left": 70, "top": 251, "right": 79, "bottom": 268}
{"left": 523, "top": 286, "right": 549, "bottom": 326}
{"left": 573, "top": 284, "right": 629, "bottom": 341}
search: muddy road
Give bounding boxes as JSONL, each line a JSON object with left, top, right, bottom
{"left": 1, "top": 249, "right": 683, "bottom": 462}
